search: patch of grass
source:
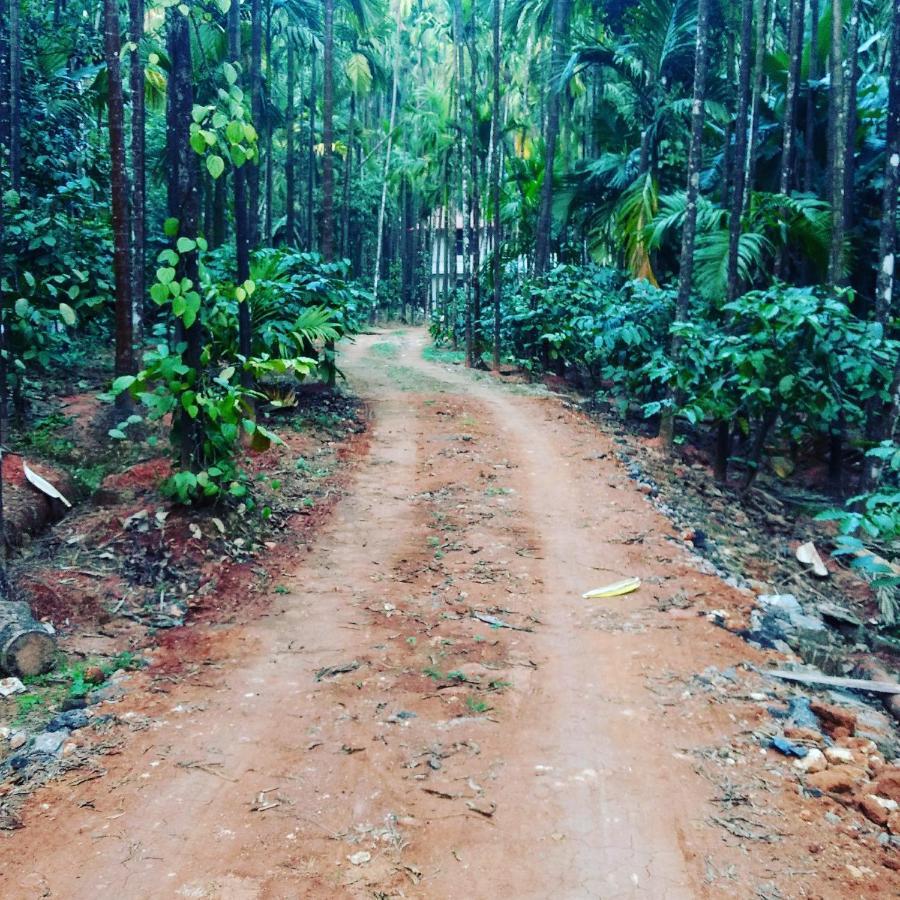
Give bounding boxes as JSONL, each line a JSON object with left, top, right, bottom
{"left": 20, "top": 413, "right": 77, "bottom": 464}
{"left": 423, "top": 345, "right": 466, "bottom": 365}
{"left": 23, "top": 653, "right": 144, "bottom": 705}
{"left": 274, "top": 585, "right": 290, "bottom": 595}
{"left": 15, "top": 694, "right": 43, "bottom": 721}
{"left": 72, "top": 462, "right": 115, "bottom": 493}
{"left": 369, "top": 341, "right": 401, "bottom": 359}
{"left": 385, "top": 365, "right": 447, "bottom": 392}
{"left": 465, "top": 695, "right": 491, "bottom": 714}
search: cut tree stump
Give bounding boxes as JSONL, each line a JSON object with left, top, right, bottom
{"left": 0, "top": 600, "right": 55, "bottom": 677}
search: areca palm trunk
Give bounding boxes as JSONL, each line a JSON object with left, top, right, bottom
{"left": 104, "top": 0, "right": 135, "bottom": 394}
{"left": 491, "top": 0, "right": 502, "bottom": 370}
{"left": 779, "top": 0, "right": 805, "bottom": 197}
{"left": 533, "top": 0, "right": 572, "bottom": 276}
{"left": 8, "top": 0, "right": 19, "bottom": 189}
{"left": 166, "top": 8, "right": 202, "bottom": 468}
{"left": 307, "top": 50, "right": 317, "bottom": 251}
{"left": 865, "top": 0, "right": 900, "bottom": 488}
{"left": 875, "top": 2, "right": 900, "bottom": 328}
{"left": 129, "top": 0, "right": 145, "bottom": 350}
{"left": 804, "top": 0, "right": 820, "bottom": 192}
{"left": 727, "top": 0, "right": 754, "bottom": 304}
{"left": 0, "top": 1, "right": 10, "bottom": 164}
{"left": 775, "top": 0, "right": 805, "bottom": 278}
{"left": 286, "top": 37, "right": 297, "bottom": 245}
{"left": 674, "top": 0, "right": 711, "bottom": 315}
{"left": 264, "top": 0, "right": 273, "bottom": 245}
{"left": 747, "top": 0, "right": 770, "bottom": 205}
{"left": 341, "top": 93, "right": 355, "bottom": 260}
{"left": 827, "top": 0, "right": 846, "bottom": 285}
{"left": 659, "top": 0, "right": 710, "bottom": 452}
{"left": 321, "top": 0, "right": 335, "bottom": 263}
{"left": 229, "top": 0, "right": 252, "bottom": 381}
{"left": 841, "top": 0, "right": 862, "bottom": 254}
{"left": 468, "top": 23, "right": 481, "bottom": 365}
{"left": 449, "top": 0, "right": 470, "bottom": 352}
{"left": 720, "top": 0, "right": 755, "bottom": 481}
{"left": 372, "top": 4, "right": 401, "bottom": 313}
{"left": 249, "top": 0, "right": 262, "bottom": 247}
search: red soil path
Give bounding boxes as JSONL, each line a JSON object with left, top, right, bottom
{"left": 0, "top": 329, "right": 893, "bottom": 898}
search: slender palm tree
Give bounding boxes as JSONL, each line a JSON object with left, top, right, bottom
{"left": 104, "top": 0, "right": 135, "bottom": 396}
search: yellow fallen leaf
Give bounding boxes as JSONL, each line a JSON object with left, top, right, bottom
{"left": 771, "top": 456, "right": 795, "bottom": 478}
{"left": 582, "top": 577, "right": 641, "bottom": 599}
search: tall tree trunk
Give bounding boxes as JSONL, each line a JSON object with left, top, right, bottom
{"left": 727, "top": 0, "right": 754, "bottom": 303}
{"left": 400, "top": 180, "right": 412, "bottom": 320}
{"left": 450, "top": 0, "right": 471, "bottom": 359}
{"left": 779, "top": 0, "right": 805, "bottom": 197}
{"left": 864, "top": 0, "right": 900, "bottom": 489}
{"left": 841, "top": 0, "right": 861, "bottom": 259}
{"left": 372, "top": 6, "right": 402, "bottom": 312}
{"left": 804, "top": 0, "right": 820, "bottom": 192}
{"left": 0, "top": 0, "right": 11, "bottom": 177}
{"left": 286, "top": 37, "right": 297, "bottom": 246}
{"left": 747, "top": 0, "right": 770, "bottom": 204}
{"left": 720, "top": 0, "right": 755, "bottom": 481}
{"left": 306, "top": 49, "right": 317, "bottom": 252}
{"left": 491, "top": 0, "right": 502, "bottom": 370}
{"left": 321, "top": 0, "right": 335, "bottom": 262}
{"left": 249, "top": 0, "right": 262, "bottom": 247}
{"left": 468, "top": 19, "right": 481, "bottom": 366}
{"left": 827, "top": 0, "right": 846, "bottom": 285}
{"left": 320, "top": 0, "right": 336, "bottom": 383}
{"left": 341, "top": 93, "right": 355, "bottom": 260}
{"left": 775, "top": 0, "right": 805, "bottom": 278}
{"left": 264, "top": 0, "right": 273, "bottom": 245}
{"left": 129, "top": 0, "right": 145, "bottom": 353}
{"left": 212, "top": 168, "right": 227, "bottom": 249}
{"left": 166, "top": 8, "right": 202, "bottom": 468}
{"left": 675, "top": 0, "right": 711, "bottom": 314}
{"left": 443, "top": 180, "right": 452, "bottom": 314}
{"left": 104, "top": 0, "right": 135, "bottom": 394}
{"left": 659, "top": 0, "right": 711, "bottom": 451}
{"left": 875, "top": 1, "right": 900, "bottom": 329}
{"left": 229, "top": 0, "right": 253, "bottom": 383}
{"left": 8, "top": 0, "right": 19, "bottom": 190}
{"left": 532, "top": 0, "right": 572, "bottom": 275}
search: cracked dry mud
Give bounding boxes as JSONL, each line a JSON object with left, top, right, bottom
{"left": 0, "top": 329, "right": 893, "bottom": 899}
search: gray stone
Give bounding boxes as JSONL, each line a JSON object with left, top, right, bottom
{"left": 46, "top": 710, "right": 89, "bottom": 731}
{"left": 758, "top": 594, "right": 803, "bottom": 617}
{"left": 31, "top": 729, "right": 69, "bottom": 755}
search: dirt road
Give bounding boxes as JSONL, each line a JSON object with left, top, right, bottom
{"left": 0, "top": 329, "right": 887, "bottom": 898}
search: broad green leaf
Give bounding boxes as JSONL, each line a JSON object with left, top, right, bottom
{"left": 207, "top": 154, "right": 225, "bottom": 179}
{"left": 58, "top": 302, "right": 77, "bottom": 325}
{"left": 112, "top": 374, "right": 136, "bottom": 393}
